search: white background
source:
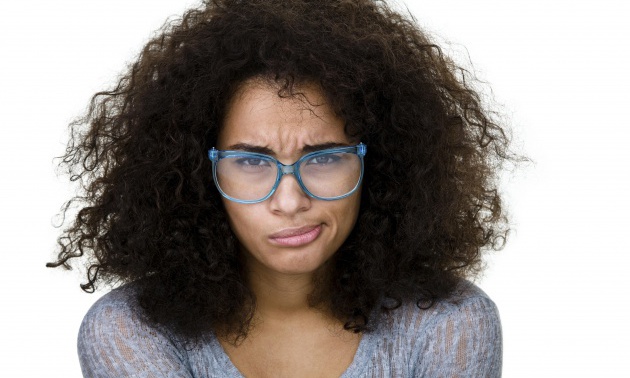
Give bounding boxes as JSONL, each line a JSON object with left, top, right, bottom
{"left": 1, "top": 0, "right": 628, "bottom": 376}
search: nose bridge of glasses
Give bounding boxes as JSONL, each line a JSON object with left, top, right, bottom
{"left": 275, "top": 162, "right": 308, "bottom": 194}
{"left": 279, "top": 162, "right": 297, "bottom": 176}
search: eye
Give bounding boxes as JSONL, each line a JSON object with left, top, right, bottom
{"left": 306, "top": 154, "right": 341, "bottom": 165}
{"left": 235, "top": 158, "right": 271, "bottom": 167}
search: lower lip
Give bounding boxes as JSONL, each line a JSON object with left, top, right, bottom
{"left": 269, "top": 225, "right": 322, "bottom": 247}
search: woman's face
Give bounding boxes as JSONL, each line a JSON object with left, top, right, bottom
{"left": 217, "top": 80, "right": 361, "bottom": 277}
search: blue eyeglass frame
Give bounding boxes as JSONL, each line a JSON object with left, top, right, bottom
{"left": 208, "top": 143, "right": 367, "bottom": 204}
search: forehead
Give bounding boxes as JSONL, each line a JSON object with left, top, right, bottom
{"left": 217, "top": 80, "right": 350, "bottom": 156}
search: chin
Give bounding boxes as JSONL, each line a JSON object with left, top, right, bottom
{"left": 253, "top": 242, "right": 336, "bottom": 276}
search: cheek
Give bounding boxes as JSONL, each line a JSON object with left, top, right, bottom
{"left": 222, "top": 201, "right": 257, "bottom": 243}
{"left": 333, "top": 195, "right": 362, "bottom": 237}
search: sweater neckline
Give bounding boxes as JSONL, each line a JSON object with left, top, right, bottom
{"left": 208, "top": 326, "right": 377, "bottom": 377}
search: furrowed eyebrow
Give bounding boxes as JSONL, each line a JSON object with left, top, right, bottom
{"left": 301, "top": 142, "right": 350, "bottom": 153}
{"left": 226, "top": 143, "right": 274, "bottom": 155}
{"left": 226, "top": 142, "right": 350, "bottom": 155}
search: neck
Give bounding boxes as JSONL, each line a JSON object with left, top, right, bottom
{"left": 250, "top": 271, "right": 312, "bottom": 314}
{"left": 243, "top": 255, "right": 334, "bottom": 321}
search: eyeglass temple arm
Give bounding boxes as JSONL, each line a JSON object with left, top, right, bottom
{"left": 208, "top": 148, "right": 218, "bottom": 161}
{"left": 357, "top": 143, "right": 367, "bottom": 157}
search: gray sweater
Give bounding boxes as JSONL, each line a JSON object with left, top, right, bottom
{"left": 78, "top": 281, "right": 502, "bottom": 377}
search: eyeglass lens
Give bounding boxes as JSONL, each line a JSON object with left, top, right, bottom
{"left": 215, "top": 151, "right": 362, "bottom": 201}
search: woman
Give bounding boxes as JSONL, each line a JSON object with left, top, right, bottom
{"left": 49, "top": 0, "right": 512, "bottom": 376}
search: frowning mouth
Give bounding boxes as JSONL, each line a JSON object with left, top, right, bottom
{"left": 269, "top": 225, "right": 322, "bottom": 247}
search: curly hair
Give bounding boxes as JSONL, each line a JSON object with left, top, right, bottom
{"left": 49, "top": 0, "right": 512, "bottom": 341}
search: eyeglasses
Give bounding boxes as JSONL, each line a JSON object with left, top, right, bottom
{"left": 208, "top": 143, "right": 367, "bottom": 204}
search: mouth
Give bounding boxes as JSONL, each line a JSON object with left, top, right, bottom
{"left": 269, "top": 225, "right": 322, "bottom": 247}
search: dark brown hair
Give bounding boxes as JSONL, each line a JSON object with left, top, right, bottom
{"left": 49, "top": 0, "right": 513, "bottom": 341}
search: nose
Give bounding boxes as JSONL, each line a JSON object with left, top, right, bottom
{"left": 268, "top": 173, "right": 311, "bottom": 215}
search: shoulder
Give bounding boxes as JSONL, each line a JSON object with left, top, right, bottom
{"left": 79, "top": 283, "right": 150, "bottom": 344}
{"left": 78, "top": 283, "right": 192, "bottom": 377}
{"left": 81, "top": 282, "right": 142, "bottom": 321}
{"left": 379, "top": 281, "right": 502, "bottom": 376}
{"left": 390, "top": 280, "right": 500, "bottom": 332}
{"left": 380, "top": 280, "right": 499, "bottom": 327}
{"left": 427, "top": 280, "right": 500, "bottom": 326}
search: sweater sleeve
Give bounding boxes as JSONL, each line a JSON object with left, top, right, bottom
{"left": 413, "top": 295, "right": 503, "bottom": 377}
{"left": 77, "top": 288, "right": 194, "bottom": 378}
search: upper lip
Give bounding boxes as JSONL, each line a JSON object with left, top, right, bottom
{"left": 269, "top": 225, "right": 320, "bottom": 239}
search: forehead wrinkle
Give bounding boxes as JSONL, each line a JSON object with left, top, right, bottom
{"left": 220, "top": 78, "right": 348, "bottom": 160}
{"left": 268, "top": 99, "right": 333, "bottom": 157}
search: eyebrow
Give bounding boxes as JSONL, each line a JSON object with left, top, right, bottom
{"left": 226, "top": 142, "right": 350, "bottom": 155}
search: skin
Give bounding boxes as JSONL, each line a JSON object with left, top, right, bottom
{"left": 216, "top": 79, "right": 362, "bottom": 377}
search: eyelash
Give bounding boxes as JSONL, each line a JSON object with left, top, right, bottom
{"left": 235, "top": 158, "right": 271, "bottom": 167}
{"left": 305, "top": 154, "right": 340, "bottom": 165}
